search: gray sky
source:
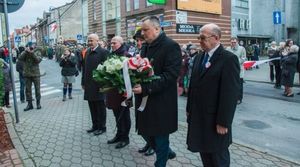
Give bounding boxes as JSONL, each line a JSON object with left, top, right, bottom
{"left": 8, "top": 0, "right": 73, "bottom": 32}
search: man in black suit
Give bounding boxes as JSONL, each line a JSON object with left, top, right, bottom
{"left": 82, "top": 34, "right": 109, "bottom": 136}
{"left": 132, "top": 16, "right": 181, "bottom": 167}
{"left": 186, "top": 23, "right": 240, "bottom": 167}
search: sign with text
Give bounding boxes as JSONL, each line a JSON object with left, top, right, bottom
{"left": 176, "top": 24, "right": 202, "bottom": 34}
{"left": 177, "top": 0, "right": 222, "bottom": 14}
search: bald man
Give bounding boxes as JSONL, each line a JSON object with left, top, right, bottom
{"left": 82, "top": 34, "right": 109, "bottom": 136}
{"left": 186, "top": 23, "right": 240, "bottom": 167}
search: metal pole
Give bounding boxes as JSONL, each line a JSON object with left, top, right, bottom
{"left": 3, "top": 0, "right": 19, "bottom": 123}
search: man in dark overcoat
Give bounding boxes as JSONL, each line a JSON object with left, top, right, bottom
{"left": 186, "top": 23, "right": 240, "bottom": 167}
{"left": 132, "top": 16, "right": 181, "bottom": 167}
{"left": 82, "top": 34, "right": 109, "bottom": 136}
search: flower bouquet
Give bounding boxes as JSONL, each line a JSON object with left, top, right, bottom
{"left": 93, "top": 55, "right": 159, "bottom": 95}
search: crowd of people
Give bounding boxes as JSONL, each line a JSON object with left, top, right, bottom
{"left": 1, "top": 14, "right": 300, "bottom": 167}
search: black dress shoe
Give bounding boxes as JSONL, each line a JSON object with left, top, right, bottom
{"left": 86, "top": 128, "right": 96, "bottom": 133}
{"left": 107, "top": 136, "right": 120, "bottom": 144}
{"left": 138, "top": 144, "right": 150, "bottom": 153}
{"left": 144, "top": 147, "right": 155, "bottom": 156}
{"left": 115, "top": 141, "right": 129, "bottom": 149}
{"left": 93, "top": 129, "right": 106, "bottom": 136}
{"left": 168, "top": 151, "right": 176, "bottom": 159}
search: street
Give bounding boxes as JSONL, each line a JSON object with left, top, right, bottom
{"left": 5, "top": 59, "right": 300, "bottom": 166}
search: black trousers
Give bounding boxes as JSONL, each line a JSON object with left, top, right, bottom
{"left": 88, "top": 100, "right": 106, "bottom": 130}
{"left": 112, "top": 106, "right": 131, "bottom": 141}
{"left": 239, "top": 78, "right": 244, "bottom": 101}
{"left": 3, "top": 91, "right": 9, "bottom": 106}
{"left": 274, "top": 65, "right": 282, "bottom": 87}
{"left": 200, "top": 148, "right": 230, "bottom": 167}
{"left": 269, "top": 65, "right": 275, "bottom": 82}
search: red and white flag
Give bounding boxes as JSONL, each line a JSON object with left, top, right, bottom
{"left": 51, "top": 23, "right": 58, "bottom": 32}
{"left": 243, "top": 57, "right": 280, "bottom": 69}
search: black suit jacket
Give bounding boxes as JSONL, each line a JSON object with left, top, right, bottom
{"left": 186, "top": 45, "right": 240, "bottom": 152}
{"left": 135, "top": 32, "right": 182, "bottom": 136}
{"left": 81, "top": 46, "right": 109, "bottom": 101}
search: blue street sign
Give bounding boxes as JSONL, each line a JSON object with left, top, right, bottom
{"left": 77, "top": 34, "right": 82, "bottom": 40}
{"left": 160, "top": 21, "right": 172, "bottom": 27}
{"left": 14, "top": 36, "right": 21, "bottom": 42}
{"left": 273, "top": 11, "right": 281, "bottom": 24}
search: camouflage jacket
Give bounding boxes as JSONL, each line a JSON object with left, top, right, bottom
{"left": 18, "top": 49, "right": 42, "bottom": 77}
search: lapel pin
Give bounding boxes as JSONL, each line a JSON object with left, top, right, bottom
{"left": 205, "top": 62, "right": 211, "bottom": 68}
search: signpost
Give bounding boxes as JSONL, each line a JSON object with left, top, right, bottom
{"left": 0, "top": 0, "right": 25, "bottom": 123}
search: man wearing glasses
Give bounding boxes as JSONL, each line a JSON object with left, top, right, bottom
{"left": 186, "top": 23, "right": 240, "bottom": 167}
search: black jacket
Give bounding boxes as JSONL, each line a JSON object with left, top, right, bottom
{"left": 135, "top": 32, "right": 182, "bottom": 136}
{"left": 59, "top": 54, "right": 77, "bottom": 76}
{"left": 186, "top": 45, "right": 240, "bottom": 153}
{"left": 81, "top": 46, "right": 109, "bottom": 101}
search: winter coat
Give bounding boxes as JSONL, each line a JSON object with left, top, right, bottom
{"left": 135, "top": 32, "right": 182, "bottom": 136}
{"left": 60, "top": 53, "right": 77, "bottom": 76}
{"left": 81, "top": 46, "right": 109, "bottom": 101}
{"left": 18, "top": 49, "right": 42, "bottom": 77}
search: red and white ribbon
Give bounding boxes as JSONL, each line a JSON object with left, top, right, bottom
{"left": 243, "top": 57, "right": 280, "bottom": 69}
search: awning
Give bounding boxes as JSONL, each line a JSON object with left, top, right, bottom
{"left": 237, "top": 34, "right": 272, "bottom": 39}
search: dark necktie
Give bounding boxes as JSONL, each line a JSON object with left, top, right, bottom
{"left": 201, "top": 53, "right": 209, "bottom": 71}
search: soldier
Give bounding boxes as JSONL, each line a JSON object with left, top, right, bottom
{"left": 18, "top": 42, "right": 42, "bottom": 111}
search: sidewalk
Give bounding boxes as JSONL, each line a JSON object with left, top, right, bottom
{"left": 3, "top": 93, "right": 300, "bottom": 167}
{"left": 244, "top": 59, "right": 300, "bottom": 86}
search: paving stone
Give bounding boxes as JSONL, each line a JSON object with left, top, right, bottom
{"left": 103, "top": 160, "right": 115, "bottom": 167}
{"left": 60, "top": 160, "right": 72, "bottom": 166}
{"left": 33, "top": 150, "right": 44, "bottom": 157}
{"left": 81, "top": 160, "right": 93, "bottom": 167}
{"left": 91, "top": 157, "right": 102, "bottom": 164}
{"left": 40, "top": 159, "right": 51, "bottom": 167}
{"left": 61, "top": 154, "right": 72, "bottom": 160}
{"left": 72, "top": 151, "right": 82, "bottom": 158}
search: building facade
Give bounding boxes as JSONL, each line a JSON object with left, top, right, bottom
{"left": 89, "top": 0, "right": 232, "bottom": 47}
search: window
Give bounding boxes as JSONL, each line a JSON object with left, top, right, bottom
{"left": 146, "top": 0, "right": 153, "bottom": 6}
{"left": 235, "top": 0, "right": 248, "bottom": 8}
{"left": 126, "top": 0, "right": 131, "bottom": 12}
{"left": 134, "top": 0, "right": 139, "bottom": 9}
{"left": 93, "top": 0, "right": 96, "bottom": 20}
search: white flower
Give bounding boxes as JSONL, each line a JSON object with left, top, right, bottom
{"left": 96, "top": 64, "right": 104, "bottom": 71}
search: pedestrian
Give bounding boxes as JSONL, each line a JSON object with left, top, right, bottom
{"left": 0, "top": 58, "right": 12, "bottom": 108}
{"left": 132, "top": 29, "right": 155, "bottom": 156}
{"left": 60, "top": 47, "right": 77, "bottom": 101}
{"left": 267, "top": 41, "right": 278, "bottom": 82}
{"left": 105, "top": 36, "right": 132, "bottom": 149}
{"left": 272, "top": 42, "right": 284, "bottom": 89}
{"left": 186, "top": 23, "right": 240, "bottom": 167}
{"left": 82, "top": 34, "right": 109, "bottom": 136}
{"left": 178, "top": 49, "right": 189, "bottom": 96}
{"left": 187, "top": 45, "right": 200, "bottom": 92}
{"left": 18, "top": 42, "right": 42, "bottom": 111}
{"left": 297, "top": 45, "right": 300, "bottom": 95}
{"left": 16, "top": 58, "right": 25, "bottom": 103}
{"left": 132, "top": 16, "right": 181, "bottom": 167}
{"left": 253, "top": 43, "right": 260, "bottom": 68}
{"left": 281, "top": 45, "right": 298, "bottom": 97}
{"left": 226, "top": 37, "right": 246, "bottom": 104}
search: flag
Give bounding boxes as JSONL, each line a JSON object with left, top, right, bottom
{"left": 51, "top": 23, "right": 57, "bottom": 32}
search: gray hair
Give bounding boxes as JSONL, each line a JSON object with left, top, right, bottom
{"left": 88, "top": 33, "right": 99, "bottom": 41}
{"left": 112, "top": 36, "right": 124, "bottom": 44}
{"left": 142, "top": 16, "right": 161, "bottom": 28}
{"left": 290, "top": 45, "right": 299, "bottom": 53}
{"left": 200, "top": 23, "right": 222, "bottom": 38}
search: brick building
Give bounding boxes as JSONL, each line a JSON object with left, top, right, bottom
{"left": 89, "top": 0, "right": 232, "bottom": 47}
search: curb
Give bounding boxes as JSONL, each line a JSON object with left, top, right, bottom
{"left": 178, "top": 121, "right": 300, "bottom": 165}
{"left": 4, "top": 112, "right": 36, "bottom": 167}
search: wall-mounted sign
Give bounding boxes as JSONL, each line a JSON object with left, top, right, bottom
{"left": 177, "top": 0, "right": 222, "bottom": 15}
{"left": 176, "top": 10, "right": 187, "bottom": 24}
{"left": 176, "top": 24, "right": 202, "bottom": 34}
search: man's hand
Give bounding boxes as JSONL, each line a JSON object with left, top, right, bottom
{"left": 132, "top": 84, "right": 142, "bottom": 94}
{"left": 216, "top": 124, "right": 228, "bottom": 135}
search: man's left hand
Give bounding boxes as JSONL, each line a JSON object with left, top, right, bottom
{"left": 132, "top": 84, "right": 142, "bottom": 94}
{"left": 216, "top": 124, "right": 228, "bottom": 135}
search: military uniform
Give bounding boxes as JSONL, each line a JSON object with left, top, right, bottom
{"left": 18, "top": 49, "right": 42, "bottom": 111}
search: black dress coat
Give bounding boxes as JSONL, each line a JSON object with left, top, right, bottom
{"left": 81, "top": 46, "right": 109, "bottom": 101}
{"left": 281, "top": 53, "right": 298, "bottom": 87}
{"left": 186, "top": 45, "right": 240, "bottom": 153}
{"left": 135, "top": 32, "right": 182, "bottom": 136}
